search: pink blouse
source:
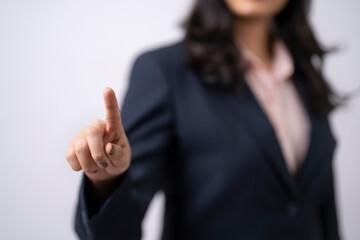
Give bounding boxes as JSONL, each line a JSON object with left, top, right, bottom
{"left": 240, "top": 38, "right": 311, "bottom": 176}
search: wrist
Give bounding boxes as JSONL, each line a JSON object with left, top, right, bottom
{"left": 89, "top": 174, "right": 123, "bottom": 200}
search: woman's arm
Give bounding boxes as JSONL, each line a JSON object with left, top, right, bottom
{"left": 74, "top": 51, "right": 174, "bottom": 240}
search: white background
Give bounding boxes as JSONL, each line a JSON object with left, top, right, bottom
{"left": 0, "top": 0, "right": 359, "bottom": 239}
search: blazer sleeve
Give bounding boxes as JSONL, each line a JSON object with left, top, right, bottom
{"left": 320, "top": 163, "right": 342, "bottom": 240}
{"left": 74, "top": 51, "right": 173, "bottom": 240}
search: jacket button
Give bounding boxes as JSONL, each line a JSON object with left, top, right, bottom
{"left": 286, "top": 202, "right": 299, "bottom": 217}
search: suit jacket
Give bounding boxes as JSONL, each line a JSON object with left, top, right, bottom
{"left": 74, "top": 39, "right": 341, "bottom": 240}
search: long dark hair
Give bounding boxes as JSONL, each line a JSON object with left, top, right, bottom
{"left": 181, "top": 0, "right": 341, "bottom": 114}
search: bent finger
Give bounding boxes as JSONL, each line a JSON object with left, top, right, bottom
{"left": 85, "top": 120, "right": 108, "bottom": 168}
{"left": 75, "top": 140, "right": 100, "bottom": 173}
{"left": 66, "top": 147, "right": 82, "bottom": 171}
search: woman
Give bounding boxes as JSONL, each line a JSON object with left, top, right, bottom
{"left": 66, "top": 0, "right": 342, "bottom": 239}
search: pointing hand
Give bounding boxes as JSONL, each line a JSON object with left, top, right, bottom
{"left": 66, "top": 88, "right": 131, "bottom": 187}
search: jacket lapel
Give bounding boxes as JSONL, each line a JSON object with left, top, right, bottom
{"left": 216, "top": 74, "right": 316, "bottom": 200}
{"left": 291, "top": 74, "right": 332, "bottom": 192}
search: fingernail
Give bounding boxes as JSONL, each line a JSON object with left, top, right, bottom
{"left": 109, "top": 145, "right": 115, "bottom": 156}
{"left": 98, "top": 161, "right": 108, "bottom": 169}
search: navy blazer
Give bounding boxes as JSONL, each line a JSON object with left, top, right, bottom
{"left": 74, "top": 39, "right": 341, "bottom": 240}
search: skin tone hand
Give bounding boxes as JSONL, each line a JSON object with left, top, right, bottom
{"left": 66, "top": 88, "right": 131, "bottom": 198}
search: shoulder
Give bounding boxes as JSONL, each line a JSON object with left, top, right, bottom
{"left": 126, "top": 39, "right": 191, "bottom": 101}
{"left": 131, "top": 38, "right": 189, "bottom": 73}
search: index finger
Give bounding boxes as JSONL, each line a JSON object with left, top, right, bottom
{"left": 103, "top": 87, "right": 122, "bottom": 131}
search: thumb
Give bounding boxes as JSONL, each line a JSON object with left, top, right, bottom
{"left": 105, "top": 142, "right": 127, "bottom": 167}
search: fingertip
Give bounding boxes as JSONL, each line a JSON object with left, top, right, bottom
{"left": 103, "top": 87, "right": 118, "bottom": 109}
{"left": 103, "top": 87, "right": 114, "bottom": 97}
{"left": 68, "top": 159, "right": 82, "bottom": 171}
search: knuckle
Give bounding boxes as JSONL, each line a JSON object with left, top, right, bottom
{"left": 86, "top": 126, "right": 99, "bottom": 137}
{"left": 75, "top": 140, "right": 88, "bottom": 154}
{"left": 94, "top": 119, "right": 104, "bottom": 125}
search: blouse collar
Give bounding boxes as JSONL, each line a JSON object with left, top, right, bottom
{"left": 239, "top": 37, "right": 294, "bottom": 84}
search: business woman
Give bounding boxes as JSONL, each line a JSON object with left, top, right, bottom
{"left": 66, "top": 0, "right": 342, "bottom": 239}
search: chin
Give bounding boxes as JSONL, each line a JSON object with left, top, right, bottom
{"left": 225, "top": 0, "right": 289, "bottom": 19}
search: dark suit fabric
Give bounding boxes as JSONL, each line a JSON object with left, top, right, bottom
{"left": 74, "top": 39, "right": 341, "bottom": 240}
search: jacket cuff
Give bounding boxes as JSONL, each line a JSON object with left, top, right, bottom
{"left": 76, "top": 170, "right": 140, "bottom": 239}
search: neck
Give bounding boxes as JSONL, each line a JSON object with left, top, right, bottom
{"left": 233, "top": 17, "right": 273, "bottom": 68}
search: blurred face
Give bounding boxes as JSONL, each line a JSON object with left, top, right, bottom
{"left": 224, "top": 0, "right": 289, "bottom": 19}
